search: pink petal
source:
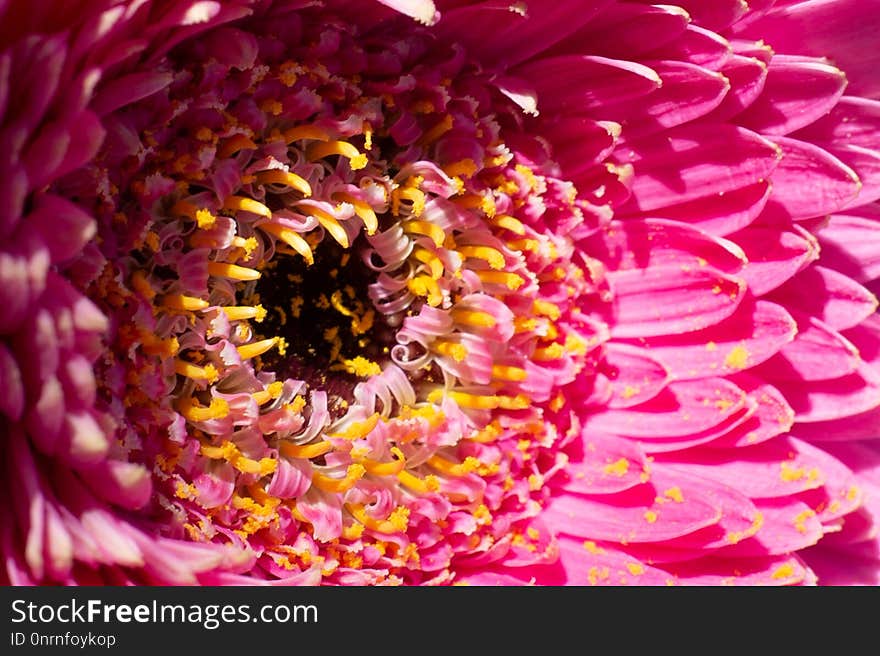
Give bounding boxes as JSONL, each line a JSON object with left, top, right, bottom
{"left": 801, "top": 541, "right": 880, "bottom": 586}
{"left": 437, "top": 1, "right": 613, "bottom": 69}
{"left": 614, "top": 124, "right": 781, "bottom": 212}
{"left": 647, "top": 24, "right": 733, "bottom": 70}
{"left": 626, "top": 180, "right": 771, "bottom": 236}
{"left": 768, "top": 265, "right": 878, "bottom": 331}
{"left": 588, "top": 218, "right": 745, "bottom": 275}
{"left": 817, "top": 212, "right": 880, "bottom": 284}
{"left": 607, "top": 265, "right": 745, "bottom": 338}
{"left": 766, "top": 136, "right": 862, "bottom": 220}
{"left": 720, "top": 496, "right": 824, "bottom": 556}
{"left": 756, "top": 313, "right": 860, "bottom": 382}
{"left": 794, "top": 96, "right": 880, "bottom": 149}
{"left": 737, "top": 57, "right": 848, "bottom": 135}
{"left": 602, "top": 60, "right": 730, "bottom": 141}
{"left": 773, "top": 363, "right": 880, "bottom": 422}
{"left": 663, "top": 554, "right": 812, "bottom": 585}
{"left": 704, "top": 53, "right": 770, "bottom": 123}
{"left": 616, "top": 298, "right": 796, "bottom": 380}
{"left": 560, "top": 430, "right": 650, "bottom": 494}
{"left": 549, "top": 536, "right": 673, "bottom": 586}
{"left": 602, "top": 343, "right": 669, "bottom": 409}
{"left": 517, "top": 55, "right": 661, "bottom": 116}
{"left": 583, "top": 378, "right": 747, "bottom": 439}
{"left": 731, "top": 225, "right": 819, "bottom": 296}
{"left": 706, "top": 376, "right": 795, "bottom": 448}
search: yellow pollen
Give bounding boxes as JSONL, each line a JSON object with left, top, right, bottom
{"left": 332, "top": 356, "right": 382, "bottom": 377}
{"left": 333, "top": 192, "right": 379, "bottom": 235}
{"left": 644, "top": 510, "right": 658, "bottom": 524}
{"left": 231, "top": 236, "right": 259, "bottom": 259}
{"left": 222, "top": 195, "right": 273, "bottom": 219}
{"left": 444, "top": 158, "right": 478, "bottom": 178}
{"left": 394, "top": 186, "right": 427, "bottom": 217}
{"left": 397, "top": 470, "right": 441, "bottom": 494}
{"left": 279, "top": 440, "right": 334, "bottom": 460}
{"left": 206, "top": 261, "right": 262, "bottom": 281}
{"left": 532, "top": 300, "right": 562, "bottom": 320}
{"left": 412, "top": 247, "right": 445, "bottom": 279}
{"left": 724, "top": 345, "right": 750, "bottom": 370}
{"left": 223, "top": 305, "right": 267, "bottom": 322}
{"left": 491, "top": 364, "right": 527, "bottom": 382}
{"left": 583, "top": 540, "right": 605, "bottom": 554}
{"left": 780, "top": 461, "right": 806, "bottom": 482}
{"left": 663, "top": 486, "right": 685, "bottom": 503}
{"left": 327, "top": 413, "right": 381, "bottom": 440}
{"left": 261, "top": 222, "right": 314, "bottom": 265}
{"left": 131, "top": 270, "right": 156, "bottom": 300}
{"left": 457, "top": 245, "right": 506, "bottom": 270}
{"left": 771, "top": 563, "right": 796, "bottom": 580}
{"left": 346, "top": 503, "right": 410, "bottom": 533}
{"left": 161, "top": 294, "right": 209, "bottom": 312}
{"left": 174, "top": 360, "right": 220, "bottom": 384}
{"left": 450, "top": 308, "right": 497, "bottom": 328}
{"left": 251, "top": 381, "right": 285, "bottom": 405}
{"left": 255, "top": 169, "right": 312, "bottom": 197}
{"left": 434, "top": 340, "right": 468, "bottom": 362}
{"left": 237, "top": 337, "right": 278, "bottom": 360}
{"left": 312, "top": 464, "right": 366, "bottom": 493}
{"left": 491, "top": 214, "right": 526, "bottom": 235}
{"left": 217, "top": 134, "right": 258, "bottom": 159}
{"left": 418, "top": 114, "right": 454, "bottom": 145}
{"left": 603, "top": 458, "right": 630, "bottom": 477}
{"left": 627, "top": 563, "right": 646, "bottom": 576}
{"left": 305, "top": 140, "right": 368, "bottom": 170}
{"left": 407, "top": 275, "right": 444, "bottom": 307}
{"left": 278, "top": 61, "right": 299, "bottom": 86}
{"left": 402, "top": 220, "right": 446, "bottom": 247}
{"left": 178, "top": 396, "right": 229, "bottom": 422}
{"left": 195, "top": 208, "right": 216, "bottom": 229}
{"left": 532, "top": 343, "right": 565, "bottom": 361}
{"left": 475, "top": 270, "right": 524, "bottom": 290}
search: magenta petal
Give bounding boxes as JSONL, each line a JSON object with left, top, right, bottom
{"left": 91, "top": 71, "right": 174, "bottom": 116}
{"left": 766, "top": 136, "right": 862, "bottom": 220}
{"left": 671, "top": 0, "right": 749, "bottom": 31}
{"left": 768, "top": 265, "right": 878, "bottom": 331}
{"left": 588, "top": 218, "right": 745, "bottom": 275}
{"left": 27, "top": 194, "right": 96, "bottom": 265}
{"left": 801, "top": 542, "right": 880, "bottom": 586}
{"left": 664, "top": 554, "right": 812, "bottom": 585}
{"left": 704, "top": 53, "right": 770, "bottom": 123}
{"left": 615, "top": 124, "right": 781, "bottom": 212}
{"left": 436, "top": 1, "right": 613, "bottom": 69}
{"left": 560, "top": 430, "right": 649, "bottom": 494}
{"left": 602, "top": 343, "right": 669, "bottom": 409}
{"left": 824, "top": 144, "right": 880, "bottom": 209}
{"left": 732, "top": 225, "right": 819, "bottom": 295}
{"left": 737, "top": 57, "right": 848, "bottom": 136}
{"left": 647, "top": 24, "right": 733, "bottom": 70}
{"left": 616, "top": 298, "right": 796, "bottom": 380}
{"left": 583, "top": 378, "right": 746, "bottom": 439}
{"left": 773, "top": 363, "right": 880, "bottom": 423}
{"left": 757, "top": 313, "right": 860, "bottom": 382}
{"left": 516, "top": 55, "right": 661, "bottom": 115}
{"left": 608, "top": 265, "right": 745, "bottom": 339}
{"left": 0, "top": 342, "right": 24, "bottom": 421}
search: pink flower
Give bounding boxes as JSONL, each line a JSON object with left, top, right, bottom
{"left": 1, "top": 0, "right": 879, "bottom": 586}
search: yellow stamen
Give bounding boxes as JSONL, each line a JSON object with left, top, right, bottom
{"left": 283, "top": 125, "right": 330, "bottom": 143}
{"left": 443, "top": 158, "right": 478, "bottom": 178}
{"left": 491, "top": 214, "right": 526, "bottom": 235}
{"left": 412, "top": 246, "right": 445, "bottom": 279}
{"left": 279, "top": 440, "right": 334, "bottom": 459}
{"left": 418, "top": 114, "right": 453, "bottom": 145}
{"left": 433, "top": 340, "right": 468, "bottom": 362}
{"left": 178, "top": 397, "right": 229, "bottom": 422}
{"left": 491, "top": 364, "right": 527, "bottom": 382}
{"left": 427, "top": 389, "right": 529, "bottom": 410}
{"left": 223, "top": 305, "right": 267, "bottom": 322}
{"left": 397, "top": 470, "right": 441, "bottom": 494}
{"left": 394, "top": 186, "right": 426, "bottom": 217}
{"left": 195, "top": 208, "right": 216, "bottom": 229}
{"left": 427, "top": 455, "right": 480, "bottom": 476}
{"left": 261, "top": 222, "right": 315, "bottom": 265}
{"left": 450, "top": 308, "right": 497, "bottom": 328}
{"left": 402, "top": 220, "right": 445, "bottom": 247}
{"left": 237, "top": 337, "right": 278, "bottom": 360}
{"left": 532, "top": 343, "right": 565, "bottom": 361}
{"left": 305, "top": 140, "right": 367, "bottom": 170}
{"left": 251, "top": 381, "right": 284, "bottom": 405}
{"left": 161, "top": 294, "right": 209, "bottom": 311}
{"left": 312, "top": 464, "right": 366, "bottom": 493}
{"left": 327, "top": 413, "right": 381, "bottom": 440}
{"left": 532, "top": 299, "right": 562, "bottom": 320}
{"left": 333, "top": 192, "right": 379, "bottom": 235}
{"left": 346, "top": 503, "right": 410, "bottom": 534}
{"left": 458, "top": 245, "right": 506, "bottom": 270}
{"left": 217, "top": 134, "right": 258, "bottom": 159}
{"left": 255, "top": 169, "right": 312, "bottom": 197}
{"left": 315, "top": 214, "right": 350, "bottom": 248}
{"left": 475, "top": 270, "right": 524, "bottom": 290}
{"left": 171, "top": 199, "right": 199, "bottom": 220}
{"left": 174, "top": 360, "right": 220, "bottom": 383}
{"left": 362, "top": 447, "right": 406, "bottom": 476}
{"left": 407, "top": 275, "right": 443, "bottom": 307}
{"left": 222, "top": 196, "right": 273, "bottom": 219}
{"left": 206, "top": 261, "right": 262, "bottom": 281}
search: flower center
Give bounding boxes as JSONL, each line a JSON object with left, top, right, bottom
{"left": 71, "top": 8, "right": 613, "bottom": 583}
